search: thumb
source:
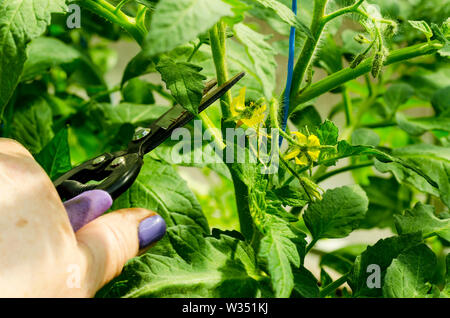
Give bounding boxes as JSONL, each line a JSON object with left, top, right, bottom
{"left": 75, "top": 208, "right": 166, "bottom": 295}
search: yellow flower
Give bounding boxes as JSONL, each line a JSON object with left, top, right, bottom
{"left": 230, "top": 87, "right": 266, "bottom": 128}
{"left": 284, "top": 132, "right": 321, "bottom": 166}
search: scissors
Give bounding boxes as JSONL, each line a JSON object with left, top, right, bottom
{"left": 54, "top": 72, "right": 245, "bottom": 201}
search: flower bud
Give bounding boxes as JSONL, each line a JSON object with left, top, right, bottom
{"left": 350, "top": 53, "right": 366, "bottom": 68}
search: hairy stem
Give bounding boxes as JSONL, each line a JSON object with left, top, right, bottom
{"left": 209, "top": 22, "right": 232, "bottom": 118}
{"left": 291, "top": 41, "right": 442, "bottom": 113}
{"left": 79, "top": 0, "right": 146, "bottom": 45}
{"left": 209, "top": 21, "right": 254, "bottom": 241}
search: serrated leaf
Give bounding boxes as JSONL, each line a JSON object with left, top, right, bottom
{"left": 292, "top": 266, "right": 320, "bottom": 298}
{"left": 89, "top": 103, "right": 170, "bottom": 130}
{"left": 396, "top": 112, "right": 450, "bottom": 136}
{"left": 431, "top": 86, "right": 450, "bottom": 116}
{"left": 9, "top": 97, "right": 54, "bottom": 154}
{"left": 21, "top": 37, "right": 80, "bottom": 81}
{"left": 122, "top": 78, "right": 156, "bottom": 105}
{"left": 349, "top": 233, "right": 423, "bottom": 297}
{"left": 395, "top": 202, "right": 450, "bottom": 241}
{"left": 408, "top": 20, "right": 433, "bottom": 39}
{"left": 97, "top": 226, "right": 263, "bottom": 297}
{"left": 304, "top": 185, "right": 369, "bottom": 240}
{"left": 143, "top": 0, "right": 233, "bottom": 56}
{"left": 234, "top": 23, "right": 277, "bottom": 99}
{"left": 156, "top": 58, "right": 206, "bottom": 115}
{"left": 375, "top": 144, "right": 450, "bottom": 208}
{"left": 0, "top": 0, "right": 67, "bottom": 117}
{"left": 35, "top": 128, "right": 71, "bottom": 180}
{"left": 316, "top": 120, "right": 339, "bottom": 146}
{"left": 254, "top": 0, "right": 313, "bottom": 40}
{"left": 383, "top": 244, "right": 437, "bottom": 298}
{"left": 351, "top": 128, "right": 380, "bottom": 146}
{"left": 360, "top": 177, "right": 411, "bottom": 229}
{"left": 113, "top": 158, "right": 209, "bottom": 233}
{"left": 258, "top": 218, "right": 300, "bottom": 298}
{"left": 384, "top": 83, "right": 414, "bottom": 115}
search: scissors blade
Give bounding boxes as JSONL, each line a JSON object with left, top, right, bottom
{"left": 135, "top": 72, "right": 245, "bottom": 154}
{"left": 154, "top": 71, "right": 245, "bottom": 130}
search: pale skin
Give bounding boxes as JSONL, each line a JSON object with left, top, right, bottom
{"left": 0, "top": 138, "right": 157, "bottom": 297}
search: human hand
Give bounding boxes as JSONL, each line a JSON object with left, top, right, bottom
{"left": 0, "top": 138, "right": 166, "bottom": 297}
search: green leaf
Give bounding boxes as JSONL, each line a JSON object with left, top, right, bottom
{"left": 258, "top": 215, "right": 301, "bottom": 298}
{"left": 9, "top": 97, "right": 54, "bottom": 154}
{"left": 0, "top": 0, "right": 67, "bottom": 117}
{"left": 383, "top": 83, "right": 414, "bottom": 115}
{"left": 122, "top": 78, "right": 156, "bottom": 105}
{"left": 351, "top": 128, "right": 380, "bottom": 146}
{"left": 360, "top": 177, "right": 411, "bottom": 229}
{"left": 270, "top": 184, "right": 308, "bottom": 208}
{"left": 97, "top": 226, "right": 263, "bottom": 297}
{"left": 383, "top": 244, "right": 437, "bottom": 298}
{"left": 290, "top": 105, "right": 322, "bottom": 132}
{"left": 431, "top": 86, "right": 450, "bottom": 116}
{"left": 316, "top": 120, "right": 339, "bottom": 146}
{"left": 113, "top": 157, "right": 209, "bottom": 233}
{"left": 292, "top": 266, "right": 320, "bottom": 298}
{"left": 234, "top": 23, "right": 277, "bottom": 99}
{"left": 143, "top": 0, "right": 233, "bottom": 56}
{"left": 395, "top": 202, "right": 450, "bottom": 241}
{"left": 349, "top": 233, "right": 423, "bottom": 297}
{"left": 443, "top": 254, "right": 450, "bottom": 298}
{"left": 21, "top": 37, "right": 80, "bottom": 81}
{"left": 254, "top": 0, "right": 313, "bottom": 40}
{"left": 121, "top": 51, "right": 158, "bottom": 85}
{"left": 408, "top": 20, "right": 433, "bottom": 39}
{"left": 375, "top": 144, "right": 450, "bottom": 207}
{"left": 304, "top": 185, "right": 369, "bottom": 240}
{"left": 396, "top": 112, "right": 450, "bottom": 136}
{"left": 156, "top": 58, "right": 206, "bottom": 114}
{"left": 35, "top": 128, "right": 71, "bottom": 180}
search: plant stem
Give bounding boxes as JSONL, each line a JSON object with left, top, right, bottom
{"left": 187, "top": 41, "right": 203, "bottom": 62}
{"left": 198, "top": 112, "right": 226, "bottom": 150}
{"left": 322, "top": 0, "right": 364, "bottom": 24}
{"left": 79, "top": 0, "right": 146, "bottom": 45}
{"left": 209, "top": 21, "right": 254, "bottom": 241}
{"left": 305, "top": 237, "right": 319, "bottom": 255}
{"left": 291, "top": 41, "right": 442, "bottom": 113}
{"left": 359, "top": 120, "right": 396, "bottom": 129}
{"left": 209, "top": 22, "right": 232, "bottom": 118}
{"left": 314, "top": 161, "right": 374, "bottom": 183}
{"left": 319, "top": 272, "right": 350, "bottom": 297}
{"left": 290, "top": 0, "right": 328, "bottom": 100}
{"left": 342, "top": 85, "right": 353, "bottom": 126}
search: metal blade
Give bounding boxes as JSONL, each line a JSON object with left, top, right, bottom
{"left": 153, "top": 71, "right": 245, "bottom": 130}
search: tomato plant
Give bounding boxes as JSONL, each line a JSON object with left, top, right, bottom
{"left": 0, "top": 0, "right": 449, "bottom": 298}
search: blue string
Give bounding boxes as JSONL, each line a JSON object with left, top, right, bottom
{"left": 279, "top": 0, "right": 297, "bottom": 146}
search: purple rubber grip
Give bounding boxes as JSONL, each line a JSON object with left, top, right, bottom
{"left": 63, "top": 190, "right": 113, "bottom": 232}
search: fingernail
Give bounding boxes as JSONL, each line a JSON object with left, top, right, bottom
{"left": 138, "top": 215, "right": 166, "bottom": 249}
{"left": 64, "top": 190, "right": 113, "bottom": 232}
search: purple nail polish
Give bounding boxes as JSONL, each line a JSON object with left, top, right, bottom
{"left": 138, "top": 215, "right": 166, "bottom": 249}
{"left": 64, "top": 190, "right": 113, "bottom": 232}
